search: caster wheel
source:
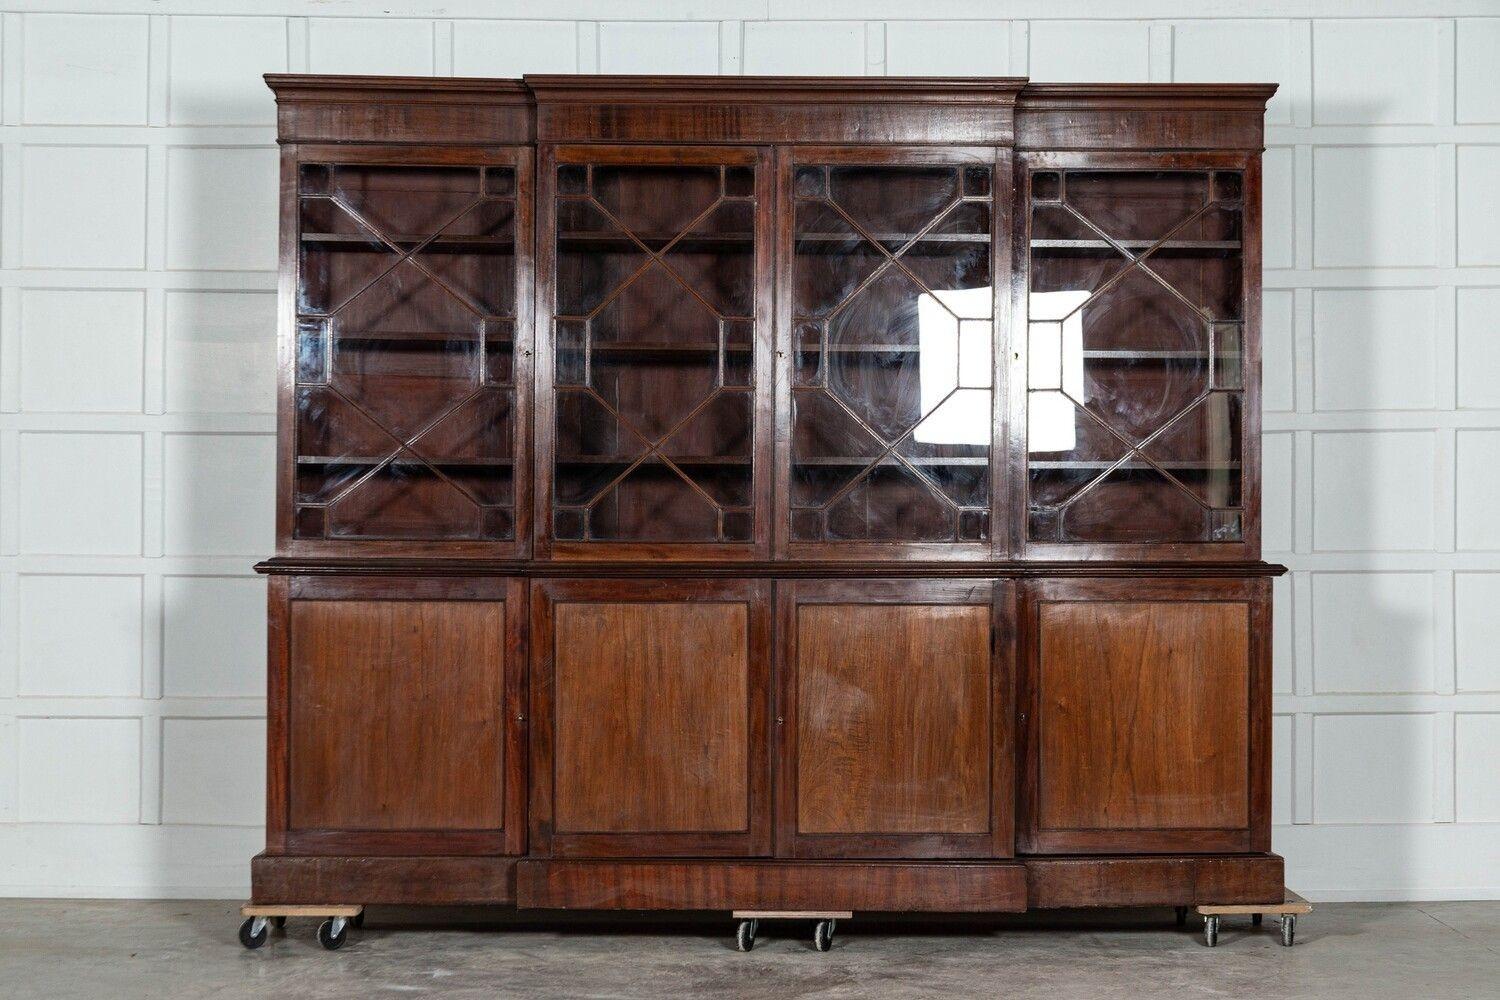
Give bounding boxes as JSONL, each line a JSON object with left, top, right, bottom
{"left": 318, "top": 917, "right": 348, "bottom": 951}
{"left": 352, "top": 911, "right": 365, "bottom": 930}
{"left": 1252, "top": 913, "right": 1263, "bottom": 927}
{"left": 1280, "top": 914, "right": 1296, "bottom": 947}
{"left": 273, "top": 916, "right": 287, "bottom": 930}
{"left": 1203, "top": 915, "right": 1220, "bottom": 948}
{"left": 735, "top": 919, "right": 758, "bottom": 952}
{"left": 238, "top": 917, "right": 268, "bottom": 950}
{"left": 1175, "top": 906, "right": 1188, "bottom": 927}
{"left": 813, "top": 919, "right": 835, "bottom": 952}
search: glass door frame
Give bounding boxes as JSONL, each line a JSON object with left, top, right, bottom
{"left": 1009, "top": 149, "right": 1263, "bottom": 563}
{"left": 534, "top": 143, "right": 776, "bottom": 561}
{"left": 774, "top": 145, "right": 1014, "bottom": 562}
{"left": 276, "top": 143, "right": 534, "bottom": 559}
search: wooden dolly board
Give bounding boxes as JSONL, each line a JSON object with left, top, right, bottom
{"left": 732, "top": 910, "right": 854, "bottom": 952}
{"left": 1196, "top": 891, "right": 1311, "bottom": 947}
{"left": 239, "top": 904, "right": 365, "bottom": 951}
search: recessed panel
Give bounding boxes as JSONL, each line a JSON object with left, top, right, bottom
{"left": 1037, "top": 600, "right": 1250, "bottom": 831}
{"left": 796, "top": 604, "right": 991, "bottom": 835}
{"left": 553, "top": 602, "right": 751, "bottom": 834}
{"left": 289, "top": 600, "right": 506, "bottom": 831}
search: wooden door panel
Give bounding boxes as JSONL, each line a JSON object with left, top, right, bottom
{"left": 532, "top": 578, "right": 772, "bottom": 857}
{"left": 1021, "top": 577, "right": 1267, "bottom": 854}
{"left": 278, "top": 577, "right": 527, "bottom": 856}
{"left": 797, "top": 604, "right": 990, "bottom": 835}
{"left": 554, "top": 602, "right": 750, "bottom": 834}
{"left": 779, "top": 579, "right": 1014, "bottom": 859}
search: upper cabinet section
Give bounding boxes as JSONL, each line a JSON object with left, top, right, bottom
{"left": 782, "top": 149, "right": 1002, "bottom": 559}
{"left": 283, "top": 145, "right": 533, "bottom": 556}
{"left": 265, "top": 75, "right": 1275, "bottom": 564}
{"left": 537, "top": 146, "right": 773, "bottom": 558}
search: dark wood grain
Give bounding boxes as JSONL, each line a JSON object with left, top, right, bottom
{"left": 517, "top": 859, "right": 1026, "bottom": 912}
{"left": 530, "top": 578, "right": 772, "bottom": 858}
{"left": 1018, "top": 576, "right": 1267, "bottom": 855}
{"left": 252, "top": 853, "right": 517, "bottom": 905}
{"left": 1025, "top": 854, "right": 1284, "bottom": 908}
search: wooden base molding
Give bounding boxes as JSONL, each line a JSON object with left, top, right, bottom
{"left": 251, "top": 854, "right": 517, "bottom": 906}
{"left": 253, "top": 854, "right": 1283, "bottom": 912}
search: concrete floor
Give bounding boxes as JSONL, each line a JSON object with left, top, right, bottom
{"left": 1, "top": 900, "right": 1497, "bottom": 1000}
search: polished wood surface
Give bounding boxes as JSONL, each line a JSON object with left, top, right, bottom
{"left": 530, "top": 578, "right": 772, "bottom": 857}
{"left": 1037, "top": 599, "right": 1249, "bottom": 832}
{"left": 252, "top": 853, "right": 517, "bottom": 905}
{"left": 1025, "top": 854, "right": 1284, "bottom": 908}
{"left": 797, "top": 602, "right": 990, "bottom": 836}
{"left": 255, "top": 74, "right": 1281, "bottom": 915}
{"left": 518, "top": 860, "right": 1027, "bottom": 912}
{"left": 554, "top": 602, "right": 749, "bottom": 833}
{"left": 287, "top": 598, "right": 507, "bottom": 835}
{"left": 1019, "top": 576, "right": 1265, "bottom": 855}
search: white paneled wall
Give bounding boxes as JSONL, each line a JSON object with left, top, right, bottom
{"left": 0, "top": 0, "right": 1496, "bottom": 901}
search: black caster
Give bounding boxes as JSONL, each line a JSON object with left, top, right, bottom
{"left": 736, "top": 918, "right": 758, "bottom": 952}
{"left": 1252, "top": 913, "right": 1263, "bottom": 927}
{"left": 273, "top": 916, "right": 287, "bottom": 930}
{"left": 813, "top": 918, "right": 836, "bottom": 952}
{"left": 1175, "top": 906, "right": 1188, "bottom": 927}
{"left": 1280, "top": 914, "right": 1296, "bottom": 947}
{"left": 1203, "top": 914, "right": 1220, "bottom": 947}
{"left": 352, "top": 910, "right": 365, "bottom": 930}
{"left": 239, "top": 917, "right": 268, "bottom": 950}
{"left": 318, "top": 917, "right": 349, "bottom": 951}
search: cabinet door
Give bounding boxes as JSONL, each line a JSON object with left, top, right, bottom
{"left": 779, "top": 147, "right": 1006, "bottom": 560}
{"left": 1018, "top": 155, "right": 1259, "bottom": 560}
{"left": 778, "top": 580, "right": 1014, "bottom": 858}
{"left": 285, "top": 146, "right": 532, "bottom": 555}
{"left": 537, "top": 146, "right": 773, "bottom": 558}
{"left": 1019, "top": 577, "right": 1269, "bottom": 854}
{"left": 271, "top": 577, "right": 526, "bottom": 856}
{"left": 531, "top": 579, "right": 772, "bottom": 857}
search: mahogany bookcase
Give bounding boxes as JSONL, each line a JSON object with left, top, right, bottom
{"left": 248, "top": 74, "right": 1285, "bottom": 949}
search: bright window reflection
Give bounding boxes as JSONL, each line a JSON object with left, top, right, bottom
{"left": 1027, "top": 290, "right": 1089, "bottom": 452}
{"left": 915, "top": 287, "right": 992, "bottom": 446}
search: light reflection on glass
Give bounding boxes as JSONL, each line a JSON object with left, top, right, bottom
{"left": 914, "top": 286, "right": 992, "bottom": 446}
{"left": 1027, "top": 290, "right": 1089, "bottom": 452}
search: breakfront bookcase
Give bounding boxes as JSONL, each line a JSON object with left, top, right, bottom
{"left": 252, "top": 74, "right": 1285, "bottom": 941}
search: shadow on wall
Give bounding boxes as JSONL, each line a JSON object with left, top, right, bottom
{"left": 151, "top": 78, "right": 279, "bottom": 897}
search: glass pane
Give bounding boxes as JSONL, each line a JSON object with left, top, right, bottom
{"left": 294, "top": 163, "right": 517, "bottom": 541}
{"left": 1026, "top": 169, "right": 1244, "bottom": 544}
{"left": 553, "top": 161, "right": 757, "bottom": 544}
{"left": 790, "top": 162, "right": 994, "bottom": 545}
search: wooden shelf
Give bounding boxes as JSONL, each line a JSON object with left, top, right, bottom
{"left": 795, "top": 456, "right": 988, "bottom": 467}
{"left": 1029, "top": 459, "right": 1241, "bottom": 471}
{"left": 302, "top": 232, "right": 513, "bottom": 250}
{"left": 1030, "top": 238, "right": 1239, "bottom": 255}
{"left": 567, "top": 341, "right": 753, "bottom": 355}
{"left": 557, "top": 455, "right": 749, "bottom": 466}
{"left": 1080, "top": 349, "right": 1241, "bottom": 361}
{"left": 330, "top": 330, "right": 512, "bottom": 345}
{"left": 297, "top": 455, "right": 513, "bottom": 468}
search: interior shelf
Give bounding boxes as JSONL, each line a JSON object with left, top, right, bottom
{"left": 1029, "top": 459, "right": 1242, "bottom": 471}
{"left": 301, "top": 232, "right": 514, "bottom": 250}
{"left": 1030, "top": 238, "right": 1240, "bottom": 255}
{"left": 297, "top": 455, "right": 513, "bottom": 468}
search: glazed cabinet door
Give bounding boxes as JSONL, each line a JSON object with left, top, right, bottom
{"left": 1018, "top": 577, "right": 1270, "bottom": 854}
{"left": 537, "top": 146, "right": 774, "bottom": 558}
{"left": 530, "top": 579, "right": 773, "bottom": 856}
{"left": 778, "top": 580, "right": 1014, "bottom": 858}
{"left": 1016, "top": 154, "right": 1259, "bottom": 560}
{"left": 269, "top": 577, "right": 527, "bottom": 856}
{"left": 284, "top": 146, "right": 532, "bottom": 556}
{"left": 778, "top": 147, "right": 1009, "bottom": 560}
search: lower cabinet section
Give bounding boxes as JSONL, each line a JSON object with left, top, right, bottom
{"left": 269, "top": 576, "right": 527, "bottom": 856}
{"left": 1018, "top": 577, "right": 1271, "bottom": 855}
{"left": 778, "top": 580, "right": 1013, "bottom": 858}
{"left": 255, "top": 572, "right": 1277, "bottom": 911}
{"left": 529, "top": 578, "right": 773, "bottom": 857}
